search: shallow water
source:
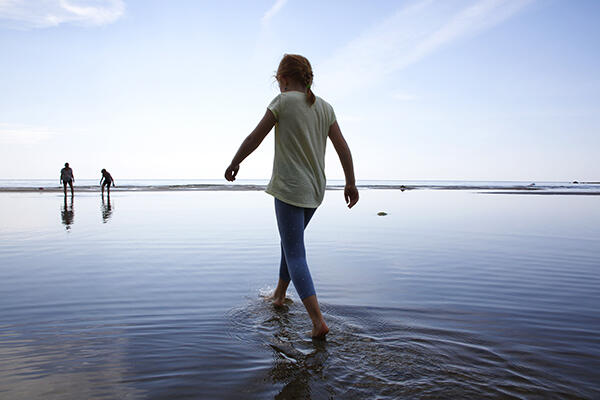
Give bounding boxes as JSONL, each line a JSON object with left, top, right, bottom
{"left": 0, "top": 190, "right": 599, "bottom": 399}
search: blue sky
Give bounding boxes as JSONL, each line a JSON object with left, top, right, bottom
{"left": 1, "top": 0, "right": 598, "bottom": 181}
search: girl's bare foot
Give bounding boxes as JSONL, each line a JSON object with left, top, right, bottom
{"left": 271, "top": 279, "right": 291, "bottom": 307}
{"left": 271, "top": 295, "right": 286, "bottom": 307}
{"left": 302, "top": 294, "right": 329, "bottom": 338}
{"left": 312, "top": 320, "right": 329, "bottom": 339}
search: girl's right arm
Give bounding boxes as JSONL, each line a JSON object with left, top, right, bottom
{"left": 328, "top": 121, "right": 359, "bottom": 208}
{"left": 225, "top": 109, "right": 276, "bottom": 181}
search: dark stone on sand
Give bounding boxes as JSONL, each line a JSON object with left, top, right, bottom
{"left": 377, "top": 211, "right": 388, "bottom": 216}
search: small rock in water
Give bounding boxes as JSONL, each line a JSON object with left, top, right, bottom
{"left": 377, "top": 211, "right": 388, "bottom": 216}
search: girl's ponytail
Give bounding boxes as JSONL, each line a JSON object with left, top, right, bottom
{"left": 306, "top": 87, "right": 316, "bottom": 106}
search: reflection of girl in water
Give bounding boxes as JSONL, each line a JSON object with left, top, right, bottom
{"left": 100, "top": 169, "right": 115, "bottom": 196}
{"left": 225, "top": 54, "right": 358, "bottom": 338}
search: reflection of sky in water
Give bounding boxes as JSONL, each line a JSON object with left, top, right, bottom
{"left": 0, "top": 327, "right": 144, "bottom": 399}
{"left": 0, "top": 190, "right": 599, "bottom": 398}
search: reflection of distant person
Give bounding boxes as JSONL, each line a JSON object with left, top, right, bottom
{"left": 61, "top": 196, "right": 74, "bottom": 230}
{"left": 60, "top": 162, "right": 74, "bottom": 197}
{"left": 101, "top": 194, "right": 113, "bottom": 223}
{"left": 100, "top": 169, "right": 115, "bottom": 196}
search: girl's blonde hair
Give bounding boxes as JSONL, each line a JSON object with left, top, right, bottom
{"left": 276, "top": 54, "right": 315, "bottom": 105}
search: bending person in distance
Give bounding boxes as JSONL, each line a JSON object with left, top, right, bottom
{"left": 100, "top": 169, "right": 115, "bottom": 196}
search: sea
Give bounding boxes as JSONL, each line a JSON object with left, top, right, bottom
{"left": 0, "top": 180, "right": 598, "bottom": 399}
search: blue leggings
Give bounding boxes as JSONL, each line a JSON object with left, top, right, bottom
{"left": 274, "top": 198, "right": 317, "bottom": 300}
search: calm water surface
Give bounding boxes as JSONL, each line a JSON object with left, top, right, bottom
{"left": 0, "top": 190, "right": 599, "bottom": 399}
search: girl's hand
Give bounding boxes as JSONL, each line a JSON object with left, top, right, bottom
{"left": 225, "top": 164, "right": 239, "bottom": 181}
{"left": 344, "top": 184, "right": 359, "bottom": 208}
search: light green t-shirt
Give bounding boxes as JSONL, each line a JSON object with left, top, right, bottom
{"left": 266, "top": 91, "right": 336, "bottom": 208}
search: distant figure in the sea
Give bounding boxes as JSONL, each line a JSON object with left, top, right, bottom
{"left": 100, "top": 169, "right": 115, "bottom": 196}
{"left": 61, "top": 195, "right": 74, "bottom": 230}
{"left": 60, "top": 162, "right": 74, "bottom": 197}
{"left": 225, "top": 54, "right": 358, "bottom": 338}
{"left": 101, "top": 194, "right": 113, "bottom": 223}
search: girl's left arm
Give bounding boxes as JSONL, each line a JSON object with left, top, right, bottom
{"left": 225, "top": 109, "right": 276, "bottom": 181}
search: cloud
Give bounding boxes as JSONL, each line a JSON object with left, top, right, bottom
{"left": 0, "top": 0, "right": 125, "bottom": 29}
{"left": 317, "top": 0, "right": 534, "bottom": 98}
{"left": 261, "top": 0, "right": 287, "bottom": 25}
{"left": 0, "top": 124, "right": 61, "bottom": 144}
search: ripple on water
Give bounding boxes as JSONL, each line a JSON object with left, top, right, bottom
{"left": 227, "top": 292, "right": 595, "bottom": 399}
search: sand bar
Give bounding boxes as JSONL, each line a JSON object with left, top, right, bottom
{"left": 1, "top": 182, "right": 599, "bottom": 194}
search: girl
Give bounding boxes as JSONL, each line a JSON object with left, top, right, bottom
{"left": 225, "top": 54, "right": 358, "bottom": 338}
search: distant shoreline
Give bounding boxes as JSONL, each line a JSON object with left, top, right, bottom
{"left": 1, "top": 183, "right": 599, "bottom": 195}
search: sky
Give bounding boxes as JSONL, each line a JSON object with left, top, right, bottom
{"left": 0, "top": 0, "right": 598, "bottom": 181}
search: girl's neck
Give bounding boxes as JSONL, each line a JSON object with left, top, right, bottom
{"left": 282, "top": 82, "right": 306, "bottom": 94}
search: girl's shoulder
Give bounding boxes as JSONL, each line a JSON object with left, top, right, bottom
{"left": 315, "top": 95, "right": 332, "bottom": 106}
{"left": 314, "top": 95, "right": 335, "bottom": 113}
{"left": 269, "top": 92, "right": 335, "bottom": 114}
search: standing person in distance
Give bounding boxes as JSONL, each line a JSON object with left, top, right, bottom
{"left": 60, "top": 162, "right": 74, "bottom": 197}
{"left": 225, "top": 54, "right": 359, "bottom": 338}
{"left": 100, "top": 169, "right": 115, "bottom": 197}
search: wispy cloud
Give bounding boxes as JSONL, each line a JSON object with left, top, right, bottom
{"left": 261, "top": 0, "right": 287, "bottom": 25}
{"left": 0, "top": 0, "right": 125, "bottom": 29}
{"left": 0, "top": 124, "right": 61, "bottom": 144}
{"left": 318, "top": 0, "right": 534, "bottom": 97}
